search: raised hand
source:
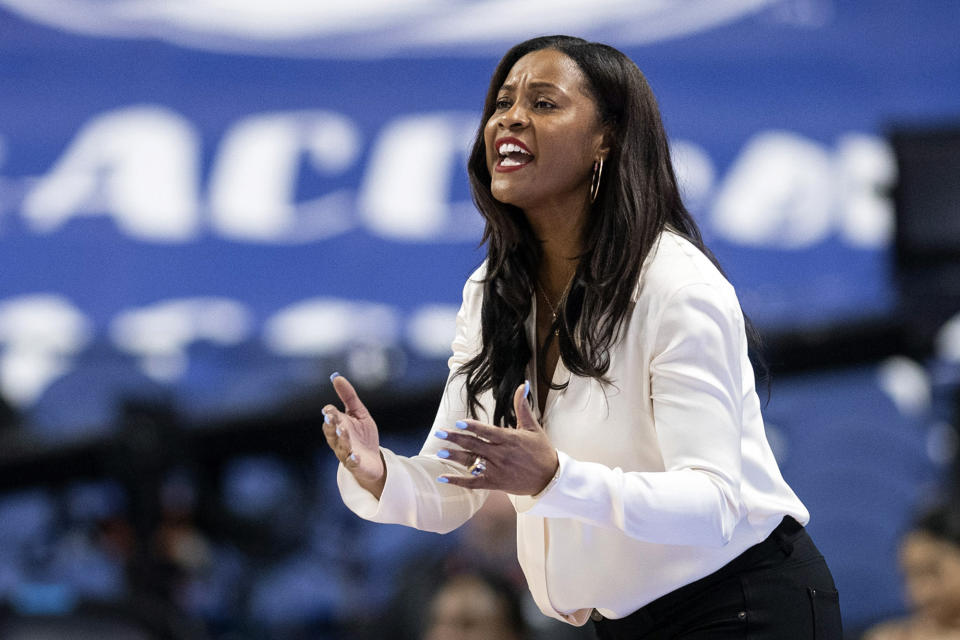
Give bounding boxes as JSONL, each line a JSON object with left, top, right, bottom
{"left": 322, "top": 373, "right": 386, "bottom": 498}
{"left": 435, "top": 381, "right": 559, "bottom": 496}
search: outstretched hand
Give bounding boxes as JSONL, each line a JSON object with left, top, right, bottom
{"left": 322, "top": 373, "right": 386, "bottom": 498}
{"left": 436, "top": 382, "right": 559, "bottom": 496}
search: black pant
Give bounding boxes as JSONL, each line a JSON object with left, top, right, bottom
{"left": 592, "top": 518, "right": 842, "bottom": 639}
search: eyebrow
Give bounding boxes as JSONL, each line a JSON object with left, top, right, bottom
{"left": 498, "top": 81, "right": 563, "bottom": 92}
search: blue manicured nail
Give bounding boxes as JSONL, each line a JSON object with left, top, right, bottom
{"left": 324, "top": 413, "right": 331, "bottom": 425}
{"left": 349, "top": 453, "right": 357, "bottom": 463}
{"left": 437, "top": 476, "right": 449, "bottom": 483}
{"left": 437, "top": 449, "right": 450, "bottom": 459}
{"left": 524, "top": 380, "right": 531, "bottom": 399}
{"left": 435, "top": 430, "right": 448, "bottom": 439}
{"left": 330, "top": 371, "right": 341, "bottom": 382}
{"left": 455, "top": 420, "right": 468, "bottom": 429}
{"left": 335, "top": 427, "right": 342, "bottom": 437}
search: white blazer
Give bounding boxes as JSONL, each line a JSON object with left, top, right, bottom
{"left": 338, "top": 230, "right": 808, "bottom": 625}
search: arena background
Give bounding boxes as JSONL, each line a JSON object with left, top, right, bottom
{"left": 1, "top": 1, "right": 959, "bottom": 637}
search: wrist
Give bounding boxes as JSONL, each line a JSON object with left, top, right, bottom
{"left": 356, "top": 450, "right": 387, "bottom": 499}
{"left": 532, "top": 450, "right": 561, "bottom": 498}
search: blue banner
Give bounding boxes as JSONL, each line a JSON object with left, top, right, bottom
{"left": 1, "top": 0, "right": 958, "bottom": 425}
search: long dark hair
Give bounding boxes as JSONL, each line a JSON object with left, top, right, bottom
{"left": 459, "top": 35, "right": 756, "bottom": 427}
{"left": 912, "top": 502, "right": 960, "bottom": 548}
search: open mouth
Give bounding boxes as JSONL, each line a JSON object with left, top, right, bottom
{"left": 496, "top": 140, "right": 534, "bottom": 170}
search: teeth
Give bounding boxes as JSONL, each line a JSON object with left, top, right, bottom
{"left": 497, "top": 142, "right": 531, "bottom": 156}
{"left": 501, "top": 156, "right": 524, "bottom": 167}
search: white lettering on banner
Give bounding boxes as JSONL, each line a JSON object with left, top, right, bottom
{"left": 0, "top": 290, "right": 457, "bottom": 405}
{"left": 209, "top": 111, "right": 361, "bottom": 242}
{"left": 109, "top": 298, "right": 252, "bottom": 382}
{"left": 16, "top": 106, "right": 487, "bottom": 244}
{"left": 358, "top": 112, "right": 482, "bottom": 241}
{"left": 834, "top": 133, "right": 896, "bottom": 248}
{"left": 12, "top": 103, "right": 895, "bottom": 250}
{"left": 264, "top": 298, "right": 399, "bottom": 356}
{"left": 671, "top": 139, "right": 716, "bottom": 213}
{"left": 709, "top": 131, "right": 895, "bottom": 249}
{"left": 0, "top": 295, "right": 91, "bottom": 407}
{"left": 711, "top": 131, "right": 834, "bottom": 248}
{"left": 406, "top": 304, "right": 459, "bottom": 359}
{"left": 22, "top": 106, "right": 201, "bottom": 241}
{"left": 264, "top": 298, "right": 402, "bottom": 386}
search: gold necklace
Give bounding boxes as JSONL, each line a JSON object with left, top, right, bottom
{"left": 537, "top": 278, "right": 572, "bottom": 337}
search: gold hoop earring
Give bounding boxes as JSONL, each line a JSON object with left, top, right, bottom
{"left": 589, "top": 158, "right": 604, "bottom": 204}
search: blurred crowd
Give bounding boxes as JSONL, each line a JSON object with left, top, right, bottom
{"left": 0, "top": 352, "right": 959, "bottom": 639}
{"left": 0, "top": 429, "right": 594, "bottom": 639}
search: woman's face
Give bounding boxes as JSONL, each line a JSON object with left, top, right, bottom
{"left": 483, "top": 48, "right": 607, "bottom": 216}
{"left": 423, "top": 575, "right": 521, "bottom": 640}
{"left": 901, "top": 531, "right": 960, "bottom": 626}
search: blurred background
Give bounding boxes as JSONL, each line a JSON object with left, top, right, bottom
{"left": 0, "top": 1, "right": 959, "bottom": 638}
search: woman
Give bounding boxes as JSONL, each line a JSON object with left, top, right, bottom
{"left": 323, "top": 35, "right": 842, "bottom": 638}
{"left": 865, "top": 504, "right": 960, "bottom": 640}
{"left": 423, "top": 570, "right": 529, "bottom": 640}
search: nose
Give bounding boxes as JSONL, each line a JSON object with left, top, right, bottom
{"left": 498, "top": 101, "right": 529, "bottom": 129}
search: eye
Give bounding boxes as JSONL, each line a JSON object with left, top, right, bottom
{"left": 495, "top": 97, "right": 512, "bottom": 110}
{"left": 534, "top": 98, "right": 556, "bottom": 109}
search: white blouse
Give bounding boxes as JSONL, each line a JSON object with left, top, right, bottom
{"left": 337, "top": 230, "right": 808, "bottom": 626}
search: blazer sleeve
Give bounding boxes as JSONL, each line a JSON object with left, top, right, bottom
{"left": 337, "top": 271, "right": 490, "bottom": 534}
{"left": 521, "top": 282, "right": 746, "bottom": 547}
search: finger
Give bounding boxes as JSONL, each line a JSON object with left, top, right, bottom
{"left": 323, "top": 433, "right": 355, "bottom": 467}
{"left": 330, "top": 373, "right": 370, "bottom": 420}
{"left": 321, "top": 420, "right": 338, "bottom": 446}
{"left": 322, "top": 418, "right": 348, "bottom": 452}
{"left": 451, "top": 419, "right": 505, "bottom": 443}
{"left": 514, "top": 380, "right": 539, "bottom": 431}
{"left": 435, "top": 448, "right": 478, "bottom": 468}
{"left": 343, "top": 450, "right": 361, "bottom": 468}
{"left": 438, "top": 474, "right": 489, "bottom": 490}
{"left": 323, "top": 405, "right": 349, "bottom": 439}
{"left": 434, "top": 429, "right": 495, "bottom": 458}
{"left": 336, "top": 420, "right": 353, "bottom": 451}
{"left": 322, "top": 409, "right": 355, "bottom": 462}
